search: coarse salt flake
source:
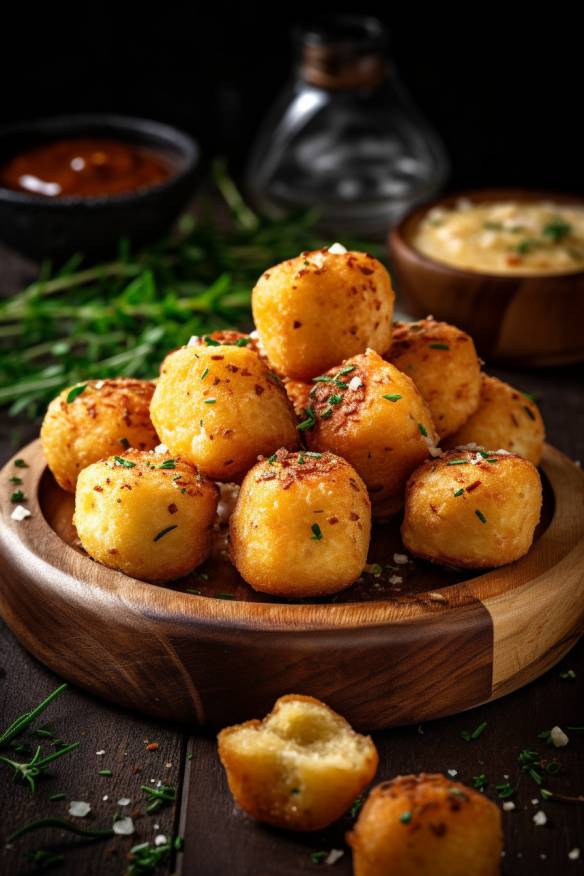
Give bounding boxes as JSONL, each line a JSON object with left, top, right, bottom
{"left": 154, "top": 834, "right": 167, "bottom": 846}
{"left": 447, "top": 769, "right": 458, "bottom": 777}
{"left": 393, "top": 553, "right": 409, "bottom": 565}
{"left": 325, "top": 849, "right": 344, "bottom": 865}
{"left": 388, "top": 575, "right": 403, "bottom": 585}
{"left": 533, "top": 810, "right": 547, "bottom": 826}
{"left": 569, "top": 848, "right": 580, "bottom": 860}
{"left": 96, "top": 750, "right": 105, "bottom": 756}
{"left": 328, "top": 243, "right": 347, "bottom": 255}
{"left": 113, "top": 816, "right": 135, "bottom": 836}
{"left": 550, "top": 725, "right": 569, "bottom": 747}
{"left": 69, "top": 801, "right": 91, "bottom": 818}
{"left": 11, "top": 505, "right": 30, "bottom": 521}
{"left": 502, "top": 801, "right": 516, "bottom": 811}
{"left": 187, "top": 335, "right": 200, "bottom": 346}
{"left": 154, "top": 443, "right": 169, "bottom": 454}
{"left": 117, "top": 797, "right": 131, "bottom": 807}
{"left": 348, "top": 376, "right": 362, "bottom": 391}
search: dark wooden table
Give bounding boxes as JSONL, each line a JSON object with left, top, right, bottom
{"left": 0, "top": 245, "right": 582, "bottom": 876}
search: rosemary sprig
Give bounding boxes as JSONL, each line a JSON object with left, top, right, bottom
{"left": 127, "top": 836, "right": 183, "bottom": 876}
{"left": 0, "top": 163, "right": 382, "bottom": 418}
{"left": 0, "top": 741, "right": 79, "bottom": 792}
{"left": 8, "top": 817, "right": 114, "bottom": 843}
{"left": 140, "top": 783, "right": 176, "bottom": 813}
{"left": 0, "top": 683, "right": 67, "bottom": 748}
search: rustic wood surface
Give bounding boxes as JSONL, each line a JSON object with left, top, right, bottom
{"left": 0, "top": 244, "right": 583, "bottom": 875}
{"left": 1, "top": 441, "right": 583, "bottom": 733}
{"left": 388, "top": 189, "right": 584, "bottom": 366}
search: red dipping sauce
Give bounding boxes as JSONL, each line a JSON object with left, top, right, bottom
{"left": 0, "top": 138, "right": 171, "bottom": 198}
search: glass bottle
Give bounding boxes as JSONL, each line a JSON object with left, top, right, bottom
{"left": 245, "top": 15, "right": 449, "bottom": 238}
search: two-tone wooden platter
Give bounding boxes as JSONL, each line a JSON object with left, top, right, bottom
{"left": 0, "top": 438, "right": 583, "bottom": 730}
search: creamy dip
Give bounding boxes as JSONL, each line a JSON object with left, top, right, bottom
{"left": 413, "top": 199, "right": 584, "bottom": 275}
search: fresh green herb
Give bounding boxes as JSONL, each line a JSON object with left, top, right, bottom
{"left": 472, "top": 773, "right": 487, "bottom": 790}
{"left": 203, "top": 336, "right": 220, "bottom": 346}
{"left": 185, "top": 588, "right": 202, "bottom": 595}
{"left": 515, "top": 239, "right": 539, "bottom": 255}
{"left": 297, "top": 407, "right": 316, "bottom": 432}
{"left": 475, "top": 509, "right": 487, "bottom": 524}
{"left": 350, "top": 797, "right": 363, "bottom": 817}
{"left": 418, "top": 423, "right": 428, "bottom": 437}
{"left": 0, "top": 742, "right": 79, "bottom": 792}
{"left": 14, "top": 459, "right": 29, "bottom": 468}
{"left": 140, "top": 783, "right": 176, "bottom": 813}
{"left": 486, "top": 457, "right": 499, "bottom": 463}
{"left": 478, "top": 450, "right": 489, "bottom": 458}
{"left": 429, "top": 343, "right": 450, "bottom": 350}
{"left": 461, "top": 720, "right": 487, "bottom": 742}
{"left": 158, "top": 459, "right": 177, "bottom": 469}
{"left": 320, "top": 407, "right": 333, "bottom": 419}
{"left": 98, "top": 768, "right": 112, "bottom": 776}
{"left": 127, "top": 837, "right": 183, "bottom": 876}
{"left": 329, "top": 394, "right": 343, "bottom": 405}
{"left": 119, "top": 437, "right": 130, "bottom": 449}
{"left": 311, "top": 523, "right": 323, "bottom": 541}
{"left": 29, "top": 849, "right": 65, "bottom": 869}
{"left": 447, "top": 459, "right": 468, "bottom": 466}
{"left": 9, "top": 475, "right": 23, "bottom": 485}
{"left": 305, "top": 451, "right": 322, "bottom": 459}
{"left": 10, "top": 489, "right": 25, "bottom": 502}
{"left": 399, "top": 811, "right": 412, "bottom": 824}
{"left": 523, "top": 405, "right": 536, "bottom": 421}
{"left": 312, "top": 376, "right": 334, "bottom": 384}
{"left": 66, "top": 384, "right": 87, "bottom": 404}
{"left": 153, "top": 524, "right": 178, "bottom": 542}
{"left": 366, "top": 563, "right": 383, "bottom": 577}
{"left": 290, "top": 787, "right": 300, "bottom": 795}
{"left": 540, "top": 788, "right": 553, "bottom": 800}
{"left": 33, "top": 729, "right": 54, "bottom": 739}
{"left": 235, "top": 337, "right": 250, "bottom": 346}
{"left": 200, "top": 368, "right": 209, "bottom": 380}
{"left": 338, "top": 365, "right": 356, "bottom": 376}
{"left": 560, "top": 669, "right": 576, "bottom": 680}
{"left": 49, "top": 793, "right": 66, "bottom": 801}
{"left": 495, "top": 782, "right": 515, "bottom": 799}
{"left": 0, "top": 683, "right": 67, "bottom": 748}
{"left": 113, "top": 456, "right": 136, "bottom": 468}
{"left": 268, "top": 453, "right": 277, "bottom": 464}
{"left": 7, "top": 817, "right": 114, "bottom": 843}
{"left": 297, "top": 452, "right": 305, "bottom": 464}
{"left": 383, "top": 394, "right": 402, "bottom": 402}
{"left": 310, "top": 851, "right": 327, "bottom": 864}
{"left": 483, "top": 221, "right": 503, "bottom": 230}
{"left": 542, "top": 219, "right": 571, "bottom": 242}
{"left": 448, "top": 787, "right": 467, "bottom": 798}
{"left": 453, "top": 488, "right": 464, "bottom": 497}
{"left": 204, "top": 398, "right": 216, "bottom": 404}
{"left": 215, "top": 593, "right": 235, "bottom": 600}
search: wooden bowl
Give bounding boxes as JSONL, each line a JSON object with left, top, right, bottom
{"left": 1, "top": 440, "right": 583, "bottom": 731}
{"left": 388, "top": 189, "right": 584, "bottom": 366}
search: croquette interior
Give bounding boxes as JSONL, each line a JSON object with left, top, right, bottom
{"left": 226, "top": 698, "right": 372, "bottom": 768}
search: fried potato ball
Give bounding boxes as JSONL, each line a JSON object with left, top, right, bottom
{"left": 443, "top": 374, "right": 545, "bottom": 465}
{"left": 40, "top": 378, "right": 158, "bottom": 492}
{"left": 304, "top": 350, "right": 438, "bottom": 518}
{"left": 387, "top": 318, "right": 481, "bottom": 438}
{"left": 74, "top": 450, "right": 218, "bottom": 582}
{"left": 401, "top": 448, "right": 542, "bottom": 569}
{"left": 252, "top": 247, "right": 395, "bottom": 381}
{"left": 230, "top": 449, "right": 371, "bottom": 597}
{"left": 218, "top": 694, "right": 378, "bottom": 831}
{"left": 150, "top": 344, "right": 298, "bottom": 483}
{"left": 348, "top": 773, "right": 502, "bottom": 876}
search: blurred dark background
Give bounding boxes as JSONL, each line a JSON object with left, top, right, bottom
{"left": 0, "top": 7, "right": 580, "bottom": 193}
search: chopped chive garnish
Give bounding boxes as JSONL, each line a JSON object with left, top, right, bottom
{"left": 0, "top": 683, "right": 67, "bottom": 748}
{"left": 338, "top": 365, "right": 356, "bottom": 376}
{"left": 311, "top": 523, "right": 323, "bottom": 541}
{"left": 475, "top": 509, "right": 487, "bottom": 524}
{"left": 201, "top": 368, "right": 209, "bottom": 380}
{"left": 447, "top": 459, "right": 468, "bottom": 466}
{"left": 496, "top": 782, "right": 515, "bottom": 799}
{"left": 429, "top": 343, "right": 450, "bottom": 350}
{"left": 461, "top": 720, "right": 487, "bottom": 741}
{"left": 297, "top": 407, "right": 316, "bottom": 432}
{"left": 14, "top": 459, "right": 29, "bottom": 468}
{"left": 320, "top": 407, "right": 333, "bottom": 419}
{"left": 543, "top": 219, "right": 571, "bottom": 242}
{"left": 523, "top": 405, "right": 536, "bottom": 421}
{"left": 383, "top": 394, "right": 402, "bottom": 402}
{"left": 486, "top": 458, "right": 499, "bottom": 463}
{"left": 10, "top": 490, "right": 25, "bottom": 503}
{"left": 560, "top": 669, "right": 576, "bottom": 680}
{"left": 49, "top": 793, "right": 66, "bottom": 801}
{"left": 310, "top": 851, "right": 327, "bottom": 864}
{"left": 66, "top": 384, "right": 87, "bottom": 404}
{"left": 329, "top": 394, "right": 343, "bottom": 405}
{"left": 235, "top": 337, "right": 250, "bottom": 346}
{"left": 478, "top": 450, "right": 489, "bottom": 459}
{"left": 312, "top": 376, "right": 334, "bottom": 384}
{"left": 215, "top": 593, "right": 235, "bottom": 600}
{"left": 185, "top": 588, "right": 202, "bottom": 595}
{"left": 540, "top": 788, "right": 553, "bottom": 800}
{"left": 350, "top": 797, "right": 363, "bottom": 817}
{"left": 472, "top": 773, "right": 487, "bottom": 790}
{"left": 453, "top": 488, "right": 464, "bottom": 497}
{"left": 204, "top": 398, "right": 216, "bottom": 404}
{"left": 203, "top": 336, "right": 220, "bottom": 346}
{"left": 399, "top": 811, "right": 412, "bottom": 824}
{"left": 113, "top": 456, "right": 136, "bottom": 468}
{"left": 98, "top": 769, "right": 113, "bottom": 776}
{"left": 305, "top": 452, "right": 322, "bottom": 458}
{"left": 297, "top": 452, "right": 305, "bottom": 464}
{"left": 158, "top": 459, "right": 177, "bottom": 469}
{"left": 153, "top": 525, "right": 178, "bottom": 542}
{"left": 418, "top": 423, "right": 428, "bottom": 437}
{"left": 268, "top": 453, "right": 277, "bottom": 464}
{"left": 9, "top": 476, "right": 23, "bottom": 485}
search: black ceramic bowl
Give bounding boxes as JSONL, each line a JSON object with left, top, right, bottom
{"left": 0, "top": 114, "right": 200, "bottom": 260}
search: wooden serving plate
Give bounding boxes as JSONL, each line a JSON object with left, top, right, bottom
{"left": 1, "top": 439, "right": 583, "bottom": 731}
